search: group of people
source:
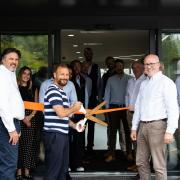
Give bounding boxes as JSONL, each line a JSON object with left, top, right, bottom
{"left": 0, "top": 47, "right": 101, "bottom": 180}
{"left": 0, "top": 47, "right": 179, "bottom": 180}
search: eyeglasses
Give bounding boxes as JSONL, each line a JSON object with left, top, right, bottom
{"left": 144, "top": 62, "right": 159, "bottom": 67}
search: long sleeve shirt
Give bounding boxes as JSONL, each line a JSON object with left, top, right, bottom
{"left": 39, "top": 78, "right": 77, "bottom": 105}
{"left": 104, "top": 73, "right": 131, "bottom": 108}
{"left": 0, "top": 65, "right": 24, "bottom": 132}
{"left": 132, "top": 71, "right": 179, "bottom": 134}
{"left": 125, "top": 74, "right": 146, "bottom": 111}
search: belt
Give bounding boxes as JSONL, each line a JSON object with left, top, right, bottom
{"left": 109, "top": 104, "right": 126, "bottom": 108}
{"left": 140, "top": 119, "right": 167, "bottom": 124}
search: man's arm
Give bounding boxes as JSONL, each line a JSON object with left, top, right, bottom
{"left": 53, "top": 101, "right": 82, "bottom": 118}
{"left": 163, "top": 80, "right": 179, "bottom": 144}
{"left": 104, "top": 78, "right": 111, "bottom": 109}
{"left": 39, "top": 80, "right": 52, "bottom": 103}
{"left": 68, "top": 82, "right": 78, "bottom": 105}
{"left": 0, "top": 75, "right": 15, "bottom": 132}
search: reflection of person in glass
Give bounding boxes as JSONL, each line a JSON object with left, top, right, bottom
{"left": 175, "top": 74, "right": 180, "bottom": 168}
{"left": 0, "top": 48, "right": 24, "bottom": 180}
{"left": 131, "top": 54, "right": 179, "bottom": 180}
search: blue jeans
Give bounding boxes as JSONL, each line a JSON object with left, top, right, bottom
{"left": 0, "top": 118, "right": 20, "bottom": 180}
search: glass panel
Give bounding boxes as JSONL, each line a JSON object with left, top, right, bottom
{"left": 61, "top": 29, "right": 149, "bottom": 69}
{"left": 161, "top": 32, "right": 180, "bottom": 171}
{"left": 1, "top": 35, "right": 48, "bottom": 74}
{"left": 161, "top": 33, "right": 180, "bottom": 81}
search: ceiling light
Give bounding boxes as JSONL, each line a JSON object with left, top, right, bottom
{"left": 78, "top": 57, "right": 83, "bottom": 59}
{"left": 80, "top": 31, "right": 107, "bottom": 34}
{"left": 76, "top": 51, "right": 81, "bottom": 54}
{"left": 68, "top": 34, "right": 74, "bottom": 37}
{"left": 73, "top": 44, "right": 78, "bottom": 47}
{"left": 83, "top": 43, "right": 103, "bottom": 46}
{"left": 118, "top": 54, "right": 145, "bottom": 58}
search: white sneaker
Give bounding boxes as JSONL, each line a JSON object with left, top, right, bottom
{"left": 76, "top": 166, "right": 84, "bottom": 172}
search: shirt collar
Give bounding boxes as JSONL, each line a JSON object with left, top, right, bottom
{"left": 148, "top": 71, "right": 162, "bottom": 80}
{"left": 0, "top": 64, "right": 15, "bottom": 76}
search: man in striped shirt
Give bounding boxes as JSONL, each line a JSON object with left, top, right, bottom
{"left": 43, "top": 64, "right": 84, "bottom": 180}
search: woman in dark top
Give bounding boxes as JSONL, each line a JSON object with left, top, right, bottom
{"left": 16, "top": 66, "right": 39, "bottom": 180}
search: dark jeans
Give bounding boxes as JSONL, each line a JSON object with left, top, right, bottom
{"left": 108, "top": 104, "right": 131, "bottom": 154}
{"left": 0, "top": 117, "right": 20, "bottom": 180}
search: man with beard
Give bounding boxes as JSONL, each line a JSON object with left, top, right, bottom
{"left": 104, "top": 59, "right": 132, "bottom": 162}
{"left": 43, "top": 64, "right": 85, "bottom": 180}
{"left": 0, "top": 48, "right": 25, "bottom": 180}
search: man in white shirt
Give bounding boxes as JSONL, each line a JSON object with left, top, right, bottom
{"left": 131, "top": 54, "right": 179, "bottom": 180}
{"left": 0, "top": 48, "right": 25, "bottom": 180}
{"left": 125, "top": 60, "right": 145, "bottom": 170}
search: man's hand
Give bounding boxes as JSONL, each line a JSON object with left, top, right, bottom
{"left": 131, "top": 130, "right": 137, "bottom": 141}
{"left": 75, "top": 118, "right": 86, "bottom": 132}
{"left": 9, "top": 130, "right": 20, "bottom": 145}
{"left": 73, "top": 101, "right": 82, "bottom": 112}
{"left": 164, "top": 132, "right": 174, "bottom": 144}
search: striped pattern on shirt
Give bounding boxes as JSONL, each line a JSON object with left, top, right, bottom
{"left": 43, "top": 84, "right": 70, "bottom": 134}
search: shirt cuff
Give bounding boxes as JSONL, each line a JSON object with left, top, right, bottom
{"left": 131, "top": 125, "right": 138, "bottom": 131}
{"left": 166, "top": 127, "right": 177, "bottom": 134}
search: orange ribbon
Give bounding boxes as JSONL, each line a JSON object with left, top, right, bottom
{"left": 24, "top": 101, "right": 128, "bottom": 114}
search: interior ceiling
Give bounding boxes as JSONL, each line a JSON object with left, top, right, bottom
{"left": 61, "top": 30, "right": 149, "bottom": 68}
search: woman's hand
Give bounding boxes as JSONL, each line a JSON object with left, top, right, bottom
{"left": 23, "top": 116, "right": 32, "bottom": 127}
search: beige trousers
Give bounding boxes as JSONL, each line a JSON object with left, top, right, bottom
{"left": 136, "top": 120, "right": 167, "bottom": 180}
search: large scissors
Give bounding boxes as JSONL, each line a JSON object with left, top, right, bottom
{"left": 76, "top": 101, "right": 108, "bottom": 132}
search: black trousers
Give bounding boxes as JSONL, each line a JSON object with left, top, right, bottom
{"left": 0, "top": 117, "right": 20, "bottom": 180}
{"left": 43, "top": 132, "right": 69, "bottom": 180}
{"left": 69, "top": 114, "right": 85, "bottom": 169}
{"left": 108, "top": 105, "right": 131, "bottom": 153}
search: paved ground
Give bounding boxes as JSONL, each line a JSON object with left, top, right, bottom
{"left": 33, "top": 172, "right": 180, "bottom": 180}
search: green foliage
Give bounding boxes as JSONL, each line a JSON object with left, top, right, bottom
{"left": 1, "top": 35, "right": 48, "bottom": 74}
{"left": 162, "top": 34, "right": 180, "bottom": 80}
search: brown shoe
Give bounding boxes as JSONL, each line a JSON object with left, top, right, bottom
{"left": 104, "top": 151, "right": 111, "bottom": 157}
{"left": 105, "top": 154, "right": 115, "bottom": 162}
{"left": 127, "top": 153, "right": 134, "bottom": 161}
{"left": 127, "top": 164, "right": 138, "bottom": 172}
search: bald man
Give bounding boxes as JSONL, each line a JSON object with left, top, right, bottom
{"left": 131, "top": 54, "right": 179, "bottom": 180}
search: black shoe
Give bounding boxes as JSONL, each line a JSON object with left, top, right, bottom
{"left": 16, "top": 175, "right": 23, "bottom": 180}
{"left": 66, "top": 173, "right": 72, "bottom": 180}
{"left": 24, "top": 175, "right": 33, "bottom": 180}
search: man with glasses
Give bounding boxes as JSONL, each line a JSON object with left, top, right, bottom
{"left": 131, "top": 54, "right": 179, "bottom": 180}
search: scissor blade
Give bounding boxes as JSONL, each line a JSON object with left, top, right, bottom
{"left": 88, "top": 115, "right": 108, "bottom": 126}
{"left": 86, "top": 101, "right": 107, "bottom": 116}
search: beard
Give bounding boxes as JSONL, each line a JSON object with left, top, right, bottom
{"left": 57, "top": 79, "right": 68, "bottom": 87}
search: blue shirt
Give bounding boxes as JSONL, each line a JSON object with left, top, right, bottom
{"left": 43, "top": 84, "right": 69, "bottom": 134}
{"left": 104, "top": 73, "right": 131, "bottom": 108}
{"left": 39, "top": 78, "right": 77, "bottom": 105}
